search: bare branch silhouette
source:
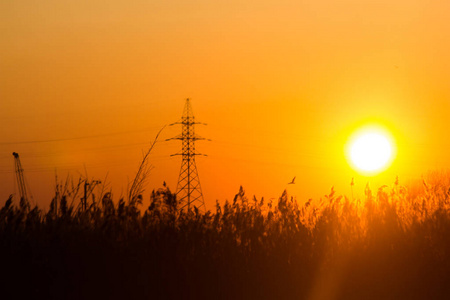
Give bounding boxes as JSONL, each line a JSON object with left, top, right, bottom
{"left": 128, "top": 126, "right": 166, "bottom": 205}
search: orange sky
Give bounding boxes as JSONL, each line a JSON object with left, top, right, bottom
{"left": 1, "top": 0, "right": 450, "bottom": 210}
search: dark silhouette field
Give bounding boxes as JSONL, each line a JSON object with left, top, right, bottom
{"left": 2, "top": 174, "right": 450, "bottom": 299}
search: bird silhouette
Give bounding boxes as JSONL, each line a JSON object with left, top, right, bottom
{"left": 288, "top": 177, "right": 296, "bottom": 184}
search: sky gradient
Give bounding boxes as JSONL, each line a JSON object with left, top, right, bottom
{"left": 1, "top": 0, "right": 450, "bottom": 209}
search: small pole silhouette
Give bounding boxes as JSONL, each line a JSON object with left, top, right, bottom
{"left": 351, "top": 177, "right": 354, "bottom": 201}
{"left": 167, "top": 99, "right": 208, "bottom": 212}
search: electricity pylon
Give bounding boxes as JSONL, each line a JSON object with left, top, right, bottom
{"left": 167, "top": 99, "right": 208, "bottom": 212}
{"left": 12, "top": 152, "right": 29, "bottom": 204}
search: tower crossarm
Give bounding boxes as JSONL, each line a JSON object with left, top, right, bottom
{"left": 169, "top": 121, "right": 207, "bottom": 126}
{"left": 166, "top": 135, "right": 207, "bottom": 142}
{"left": 170, "top": 153, "right": 207, "bottom": 157}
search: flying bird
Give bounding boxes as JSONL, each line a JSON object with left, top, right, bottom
{"left": 288, "top": 177, "right": 296, "bottom": 184}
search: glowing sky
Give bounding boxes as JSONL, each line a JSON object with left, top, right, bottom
{"left": 1, "top": 0, "right": 450, "bottom": 209}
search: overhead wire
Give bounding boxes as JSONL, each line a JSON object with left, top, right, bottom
{"left": 0, "top": 125, "right": 163, "bottom": 145}
{"left": 0, "top": 122, "right": 170, "bottom": 179}
{"left": 2, "top": 120, "right": 422, "bottom": 176}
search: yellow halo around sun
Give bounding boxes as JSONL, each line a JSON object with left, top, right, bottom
{"left": 346, "top": 126, "right": 396, "bottom": 175}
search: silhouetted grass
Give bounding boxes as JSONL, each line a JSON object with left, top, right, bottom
{"left": 2, "top": 176, "right": 450, "bottom": 299}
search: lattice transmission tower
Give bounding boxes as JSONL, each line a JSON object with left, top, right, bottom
{"left": 167, "top": 99, "right": 208, "bottom": 211}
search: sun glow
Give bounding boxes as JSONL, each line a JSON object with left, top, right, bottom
{"left": 346, "top": 126, "right": 395, "bottom": 175}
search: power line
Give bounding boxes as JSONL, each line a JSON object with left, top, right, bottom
{"left": 0, "top": 153, "right": 174, "bottom": 174}
{"left": 0, "top": 126, "right": 162, "bottom": 145}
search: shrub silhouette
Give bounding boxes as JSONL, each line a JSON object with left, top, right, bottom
{"left": 2, "top": 177, "right": 450, "bottom": 299}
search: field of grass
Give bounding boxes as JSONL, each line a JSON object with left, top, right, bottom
{"left": 2, "top": 174, "right": 450, "bottom": 299}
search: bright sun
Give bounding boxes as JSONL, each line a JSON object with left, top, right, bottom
{"left": 347, "top": 127, "right": 395, "bottom": 175}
